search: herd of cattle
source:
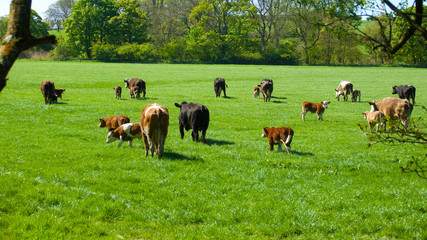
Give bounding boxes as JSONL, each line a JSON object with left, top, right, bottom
{"left": 40, "top": 77, "right": 417, "bottom": 158}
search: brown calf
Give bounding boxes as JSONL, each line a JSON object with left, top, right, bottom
{"left": 40, "top": 80, "right": 56, "bottom": 104}
{"left": 99, "top": 115, "right": 130, "bottom": 131}
{"left": 362, "top": 111, "right": 385, "bottom": 132}
{"left": 261, "top": 127, "right": 294, "bottom": 153}
{"left": 253, "top": 86, "right": 260, "bottom": 99}
{"left": 302, "top": 101, "right": 330, "bottom": 121}
{"left": 351, "top": 89, "right": 361, "bottom": 102}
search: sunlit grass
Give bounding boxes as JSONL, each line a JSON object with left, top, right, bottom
{"left": 0, "top": 60, "right": 426, "bottom": 239}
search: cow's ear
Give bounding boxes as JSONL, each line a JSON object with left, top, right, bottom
{"left": 368, "top": 102, "right": 374, "bottom": 105}
{"left": 174, "top": 103, "right": 181, "bottom": 108}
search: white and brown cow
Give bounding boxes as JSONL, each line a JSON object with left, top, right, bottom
{"left": 106, "top": 123, "right": 142, "bottom": 147}
{"left": 114, "top": 86, "right": 122, "bottom": 100}
{"left": 362, "top": 111, "right": 385, "bottom": 132}
{"left": 351, "top": 89, "right": 361, "bottom": 102}
{"left": 124, "top": 78, "right": 146, "bottom": 99}
{"left": 253, "top": 86, "right": 260, "bottom": 99}
{"left": 261, "top": 127, "right": 294, "bottom": 153}
{"left": 302, "top": 101, "right": 330, "bottom": 121}
{"left": 369, "top": 97, "right": 412, "bottom": 130}
{"left": 99, "top": 115, "right": 130, "bottom": 131}
{"left": 40, "top": 80, "right": 56, "bottom": 104}
{"left": 55, "top": 88, "right": 65, "bottom": 100}
{"left": 140, "top": 103, "right": 169, "bottom": 158}
{"left": 335, "top": 81, "right": 353, "bottom": 102}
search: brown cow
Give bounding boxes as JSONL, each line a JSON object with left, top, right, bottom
{"left": 106, "top": 123, "right": 142, "bottom": 147}
{"left": 114, "top": 86, "right": 121, "bottom": 100}
{"left": 259, "top": 79, "right": 273, "bottom": 102}
{"left": 140, "top": 103, "right": 169, "bottom": 158}
{"left": 99, "top": 115, "right": 130, "bottom": 131}
{"left": 40, "top": 80, "right": 56, "bottom": 104}
{"left": 362, "top": 111, "right": 385, "bottom": 132}
{"left": 253, "top": 86, "right": 260, "bottom": 99}
{"left": 369, "top": 97, "right": 412, "bottom": 130}
{"left": 261, "top": 127, "right": 294, "bottom": 153}
{"left": 302, "top": 101, "right": 330, "bottom": 121}
{"left": 124, "top": 78, "right": 146, "bottom": 99}
{"left": 351, "top": 89, "right": 361, "bottom": 102}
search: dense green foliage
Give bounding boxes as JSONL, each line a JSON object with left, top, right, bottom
{"left": 1, "top": 61, "right": 426, "bottom": 238}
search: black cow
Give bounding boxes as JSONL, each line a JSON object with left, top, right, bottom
{"left": 214, "top": 77, "right": 227, "bottom": 98}
{"left": 124, "top": 78, "right": 146, "bottom": 99}
{"left": 174, "top": 101, "right": 210, "bottom": 144}
{"left": 392, "top": 85, "right": 416, "bottom": 105}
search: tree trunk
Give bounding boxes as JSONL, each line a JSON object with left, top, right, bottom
{"left": 0, "top": 0, "right": 57, "bottom": 93}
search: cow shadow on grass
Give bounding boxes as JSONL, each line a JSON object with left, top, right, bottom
{"left": 291, "top": 150, "right": 314, "bottom": 156}
{"left": 206, "top": 139, "right": 235, "bottom": 146}
{"left": 163, "top": 151, "right": 204, "bottom": 162}
{"left": 222, "top": 96, "right": 237, "bottom": 99}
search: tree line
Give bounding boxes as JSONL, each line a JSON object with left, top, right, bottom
{"left": 2, "top": 0, "right": 426, "bottom": 65}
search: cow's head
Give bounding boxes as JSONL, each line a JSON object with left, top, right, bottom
{"left": 362, "top": 112, "right": 368, "bottom": 119}
{"left": 334, "top": 89, "right": 340, "bottom": 98}
{"left": 106, "top": 131, "right": 118, "bottom": 143}
{"left": 174, "top": 101, "right": 188, "bottom": 109}
{"left": 322, "top": 101, "right": 330, "bottom": 108}
{"left": 369, "top": 101, "right": 379, "bottom": 112}
{"left": 124, "top": 79, "right": 130, "bottom": 88}
{"left": 99, "top": 118, "right": 106, "bottom": 127}
{"left": 392, "top": 86, "right": 398, "bottom": 94}
{"left": 261, "top": 127, "right": 270, "bottom": 138}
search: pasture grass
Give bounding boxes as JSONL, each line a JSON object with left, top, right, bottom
{"left": 1, "top": 60, "right": 426, "bottom": 239}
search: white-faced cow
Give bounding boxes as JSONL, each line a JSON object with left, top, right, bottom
{"left": 351, "top": 89, "right": 361, "bottom": 102}
{"left": 106, "top": 123, "right": 142, "bottom": 147}
{"left": 124, "top": 78, "right": 146, "bottom": 99}
{"left": 362, "top": 111, "right": 385, "bottom": 132}
{"left": 55, "top": 88, "right": 65, "bottom": 100}
{"left": 114, "top": 86, "right": 122, "bottom": 100}
{"left": 140, "top": 103, "right": 169, "bottom": 158}
{"left": 40, "top": 80, "right": 56, "bottom": 104}
{"left": 99, "top": 115, "right": 130, "bottom": 131}
{"left": 259, "top": 79, "right": 273, "bottom": 102}
{"left": 302, "top": 101, "right": 330, "bottom": 121}
{"left": 261, "top": 127, "right": 294, "bottom": 153}
{"left": 369, "top": 97, "right": 412, "bottom": 131}
{"left": 335, "top": 81, "right": 353, "bottom": 102}
{"left": 392, "top": 85, "right": 416, "bottom": 105}
{"left": 174, "top": 101, "right": 210, "bottom": 144}
{"left": 253, "top": 86, "right": 260, "bottom": 99}
{"left": 214, "top": 77, "right": 227, "bottom": 98}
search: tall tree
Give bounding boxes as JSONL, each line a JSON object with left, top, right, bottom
{"left": 0, "top": 0, "right": 56, "bottom": 93}
{"left": 63, "top": 0, "right": 118, "bottom": 58}
{"left": 45, "top": 0, "right": 75, "bottom": 31}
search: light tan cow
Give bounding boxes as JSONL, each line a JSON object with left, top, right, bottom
{"left": 140, "top": 103, "right": 169, "bottom": 158}
{"left": 362, "top": 111, "right": 385, "bottom": 132}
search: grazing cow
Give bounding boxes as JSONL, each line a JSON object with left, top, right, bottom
{"left": 140, "top": 103, "right": 169, "bottom": 158}
{"left": 114, "top": 86, "right": 122, "bottom": 100}
{"left": 124, "top": 78, "right": 146, "bottom": 99}
{"left": 214, "top": 77, "right": 227, "bottom": 98}
{"left": 392, "top": 85, "right": 416, "bottom": 105}
{"left": 302, "top": 101, "right": 330, "bottom": 121}
{"left": 55, "top": 88, "right": 65, "bottom": 100}
{"left": 174, "top": 101, "right": 210, "bottom": 143}
{"left": 335, "top": 81, "right": 353, "bottom": 102}
{"left": 253, "top": 86, "right": 260, "bottom": 99}
{"left": 106, "top": 123, "right": 142, "bottom": 147}
{"left": 259, "top": 79, "right": 273, "bottom": 102}
{"left": 261, "top": 127, "right": 294, "bottom": 153}
{"left": 99, "top": 115, "right": 130, "bottom": 131}
{"left": 352, "top": 89, "right": 361, "bottom": 102}
{"left": 40, "top": 80, "right": 56, "bottom": 104}
{"left": 362, "top": 111, "right": 385, "bottom": 132}
{"left": 369, "top": 97, "right": 412, "bottom": 130}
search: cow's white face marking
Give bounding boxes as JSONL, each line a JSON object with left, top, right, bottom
{"left": 335, "top": 90, "right": 340, "bottom": 98}
{"left": 322, "top": 101, "right": 329, "bottom": 108}
{"left": 370, "top": 104, "right": 376, "bottom": 112}
{"left": 106, "top": 132, "right": 117, "bottom": 143}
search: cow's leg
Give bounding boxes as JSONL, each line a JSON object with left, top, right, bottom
{"left": 179, "top": 125, "right": 185, "bottom": 139}
{"left": 129, "top": 140, "right": 133, "bottom": 148}
{"left": 192, "top": 129, "right": 199, "bottom": 142}
{"left": 143, "top": 135, "right": 149, "bottom": 157}
{"left": 269, "top": 140, "right": 274, "bottom": 151}
{"left": 142, "top": 89, "right": 146, "bottom": 100}
{"left": 118, "top": 139, "right": 124, "bottom": 148}
{"left": 223, "top": 87, "right": 226, "bottom": 98}
{"left": 201, "top": 129, "right": 207, "bottom": 144}
{"left": 278, "top": 143, "right": 283, "bottom": 152}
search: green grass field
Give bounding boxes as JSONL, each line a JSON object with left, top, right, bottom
{"left": 1, "top": 60, "right": 426, "bottom": 239}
